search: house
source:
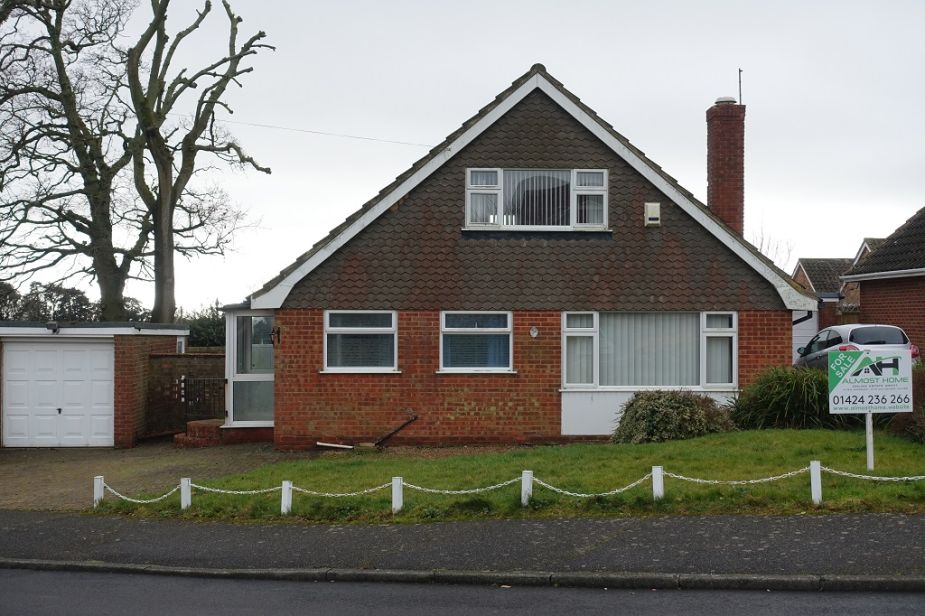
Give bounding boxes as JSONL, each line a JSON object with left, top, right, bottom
{"left": 0, "top": 323, "right": 188, "bottom": 447}
{"left": 841, "top": 206, "right": 925, "bottom": 348}
{"left": 792, "top": 258, "right": 852, "bottom": 330}
{"left": 222, "top": 64, "right": 815, "bottom": 448}
{"left": 839, "top": 237, "right": 885, "bottom": 315}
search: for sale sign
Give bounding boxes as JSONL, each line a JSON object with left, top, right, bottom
{"left": 828, "top": 349, "right": 913, "bottom": 414}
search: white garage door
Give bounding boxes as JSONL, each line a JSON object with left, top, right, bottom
{"left": 2, "top": 341, "right": 114, "bottom": 447}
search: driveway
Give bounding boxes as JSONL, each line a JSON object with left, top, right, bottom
{"left": 0, "top": 440, "right": 304, "bottom": 511}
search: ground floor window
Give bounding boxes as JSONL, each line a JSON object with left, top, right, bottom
{"left": 440, "top": 312, "right": 513, "bottom": 371}
{"left": 324, "top": 310, "right": 397, "bottom": 371}
{"left": 562, "top": 311, "right": 737, "bottom": 389}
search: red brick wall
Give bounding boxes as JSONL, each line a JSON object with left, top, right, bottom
{"left": 707, "top": 101, "right": 746, "bottom": 235}
{"left": 738, "top": 310, "right": 793, "bottom": 386}
{"left": 273, "top": 309, "right": 792, "bottom": 448}
{"left": 113, "top": 335, "right": 177, "bottom": 448}
{"left": 274, "top": 310, "right": 562, "bottom": 449}
{"left": 860, "top": 277, "right": 925, "bottom": 348}
{"left": 818, "top": 301, "right": 839, "bottom": 330}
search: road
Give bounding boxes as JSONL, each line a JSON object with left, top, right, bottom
{"left": 0, "top": 570, "right": 922, "bottom": 616}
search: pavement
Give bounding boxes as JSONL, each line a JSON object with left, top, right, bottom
{"left": 1, "top": 510, "right": 924, "bottom": 591}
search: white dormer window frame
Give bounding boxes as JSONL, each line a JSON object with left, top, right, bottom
{"left": 465, "top": 168, "right": 607, "bottom": 231}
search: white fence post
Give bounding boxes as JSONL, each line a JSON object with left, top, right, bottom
{"left": 652, "top": 466, "right": 664, "bottom": 501}
{"left": 521, "top": 470, "right": 533, "bottom": 507}
{"left": 392, "top": 477, "right": 403, "bottom": 514}
{"left": 810, "top": 460, "right": 822, "bottom": 505}
{"left": 180, "top": 477, "right": 191, "bottom": 510}
{"left": 93, "top": 475, "right": 104, "bottom": 508}
{"left": 281, "top": 480, "right": 293, "bottom": 515}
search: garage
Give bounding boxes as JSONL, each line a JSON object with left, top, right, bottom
{"left": 0, "top": 323, "right": 188, "bottom": 448}
{"left": 2, "top": 340, "right": 114, "bottom": 447}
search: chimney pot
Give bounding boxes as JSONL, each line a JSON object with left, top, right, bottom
{"left": 714, "top": 96, "right": 738, "bottom": 105}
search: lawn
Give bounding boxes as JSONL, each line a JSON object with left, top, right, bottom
{"left": 98, "top": 429, "right": 925, "bottom": 523}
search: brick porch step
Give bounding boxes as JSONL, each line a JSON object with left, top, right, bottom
{"left": 173, "top": 419, "right": 224, "bottom": 448}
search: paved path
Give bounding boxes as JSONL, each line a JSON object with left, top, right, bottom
{"left": 1, "top": 511, "right": 923, "bottom": 578}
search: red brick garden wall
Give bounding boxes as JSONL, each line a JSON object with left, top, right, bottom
{"left": 273, "top": 309, "right": 793, "bottom": 449}
{"left": 113, "top": 335, "right": 177, "bottom": 448}
{"left": 861, "top": 277, "right": 925, "bottom": 348}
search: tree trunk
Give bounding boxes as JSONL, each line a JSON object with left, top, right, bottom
{"left": 150, "top": 190, "right": 176, "bottom": 323}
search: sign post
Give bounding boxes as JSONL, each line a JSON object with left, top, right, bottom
{"left": 828, "top": 349, "right": 913, "bottom": 470}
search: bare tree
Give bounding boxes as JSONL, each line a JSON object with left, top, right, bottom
{"left": 0, "top": 0, "right": 148, "bottom": 320}
{"left": 125, "top": 0, "right": 271, "bottom": 322}
{"left": 0, "top": 0, "right": 267, "bottom": 322}
{"left": 750, "top": 226, "right": 794, "bottom": 272}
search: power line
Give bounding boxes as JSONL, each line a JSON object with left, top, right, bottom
{"left": 209, "top": 117, "right": 435, "bottom": 148}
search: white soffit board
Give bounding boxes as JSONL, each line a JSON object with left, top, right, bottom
{"left": 251, "top": 74, "right": 816, "bottom": 312}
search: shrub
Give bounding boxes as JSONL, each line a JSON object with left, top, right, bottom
{"left": 612, "top": 391, "right": 734, "bottom": 444}
{"left": 728, "top": 366, "right": 856, "bottom": 430}
{"left": 888, "top": 363, "right": 925, "bottom": 444}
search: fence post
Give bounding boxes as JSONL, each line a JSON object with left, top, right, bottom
{"left": 93, "top": 476, "right": 104, "bottom": 508}
{"left": 652, "top": 466, "right": 664, "bottom": 501}
{"left": 810, "top": 460, "right": 822, "bottom": 505}
{"left": 180, "top": 477, "right": 191, "bottom": 510}
{"left": 391, "top": 477, "right": 403, "bottom": 514}
{"left": 281, "top": 480, "right": 293, "bottom": 515}
{"left": 521, "top": 470, "right": 533, "bottom": 507}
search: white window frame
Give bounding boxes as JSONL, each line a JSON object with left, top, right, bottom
{"left": 560, "top": 311, "right": 738, "bottom": 391}
{"left": 465, "top": 168, "right": 608, "bottom": 231}
{"left": 700, "top": 312, "right": 738, "bottom": 389}
{"left": 226, "top": 309, "right": 275, "bottom": 427}
{"left": 322, "top": 310, "right": 399, "bottom": 373}
{"left": 439, "top": 311, "right": 514, "bottom": 373}
{"left": 562, "top": 312, "right": 599, "bottom": 388}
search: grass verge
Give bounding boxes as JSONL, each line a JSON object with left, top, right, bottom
{"left": 97, "top": 429, "right": 925, "bottom": 524}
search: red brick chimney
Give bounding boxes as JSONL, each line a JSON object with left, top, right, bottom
{"left": 706, "top": 97, "right": 746, "bottom": 235}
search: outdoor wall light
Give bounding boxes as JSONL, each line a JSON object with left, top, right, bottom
{"left": 530, "top": 326, "right": 539, "bottom": 338}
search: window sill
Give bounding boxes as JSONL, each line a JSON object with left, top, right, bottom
{"left": 319, "top": 369, "right": 402, "bottom": 374}
{"left": 462, "top": 227, "right": 612, "bottom": 233}
{"left": 436, "top": 369, "right": 518, "bottom": 375}
{"left": 222, "top": 421, "right": 274, "bottom": 428}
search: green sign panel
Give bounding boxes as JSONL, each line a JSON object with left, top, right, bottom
{"left": 828, "top": 349, "right": 913, "bottom": 414}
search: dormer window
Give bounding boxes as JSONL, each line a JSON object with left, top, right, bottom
{"left": 466, "top": 168, "right": 607, "bottom": 230}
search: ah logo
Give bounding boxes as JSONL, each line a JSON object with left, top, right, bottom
{"left": 851, "top": 356, "right": 901, "bottom": 377}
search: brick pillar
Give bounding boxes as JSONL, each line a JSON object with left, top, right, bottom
{"left": 707, "top": 98, "right": 746, "bottom": 235}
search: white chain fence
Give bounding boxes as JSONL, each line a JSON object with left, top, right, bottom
{"left": 403, "top": 477, "right": 520, "bottom": 495}
{"left": 92, "top": 460, "right": 925, "bottom": 513}
{"left": 821, "top": 467, "right": 925, "bottom": 482}
{"left": 663, "top": 466, "right": 809, "bottom": 486}
{"left": 533, "top": 473, "right": 652, "bottom": 498}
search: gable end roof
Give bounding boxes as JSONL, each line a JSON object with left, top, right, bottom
{"left": 250, "top": 64, "right": 815, "bottom": 311}
{"left": 793, "top": 258, "right": 852, "bottom": 297}
{"left": 842, "top": 207, "right": 925, "bottom": 281}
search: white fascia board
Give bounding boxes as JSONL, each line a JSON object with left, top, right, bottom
{"left": 250, "top": 75, "right": 544, "bottom": 309}
{"left": 251, "top": 74, "right": 816, "bottom": 312}
{"left": 841, "top": 267, "right": 925, "bottom": 283}
{"left": 0, "top": 326, "right": 188, "bottom": 338}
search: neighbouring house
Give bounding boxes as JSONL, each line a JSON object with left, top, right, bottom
{"left": 839, "top": 237, "right": 885, "bottom": 316}
{"left": 221, "top": 64, "right": 815, "bottom": 449}
{"left": 0, "top": 323, "right": 188, "bottom": 448}
{"left": 841, "top": 206, "right": 925, "bottom": 348}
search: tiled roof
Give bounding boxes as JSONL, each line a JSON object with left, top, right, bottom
{"left": 797, "top": 258, "right": 853, "bottom": 295}
{"left": 253, "top": 64, "right": 813, "bottom": 310}
{"left": 863, "top": 237, "right": 886, "bottom": 253}
{"left": 846, "top": 207, "right": 925, "bottom": 276}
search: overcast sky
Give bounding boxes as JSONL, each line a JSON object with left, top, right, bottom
{"left": 119, "top": 0, "right": 925, "bottom": 310}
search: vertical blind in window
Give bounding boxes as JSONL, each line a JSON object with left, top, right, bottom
{"left": 503, "top": 170, "right": 570, "bottom": 227}
{"left": 565, "top": 336, "right": 594, "bottom": 384}
{"left": 599, "top": 313, "right": 700, "bottom": 386}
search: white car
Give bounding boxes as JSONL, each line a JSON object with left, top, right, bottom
{"left": 794, "top": 324, "right": 919, "bottom": 370}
